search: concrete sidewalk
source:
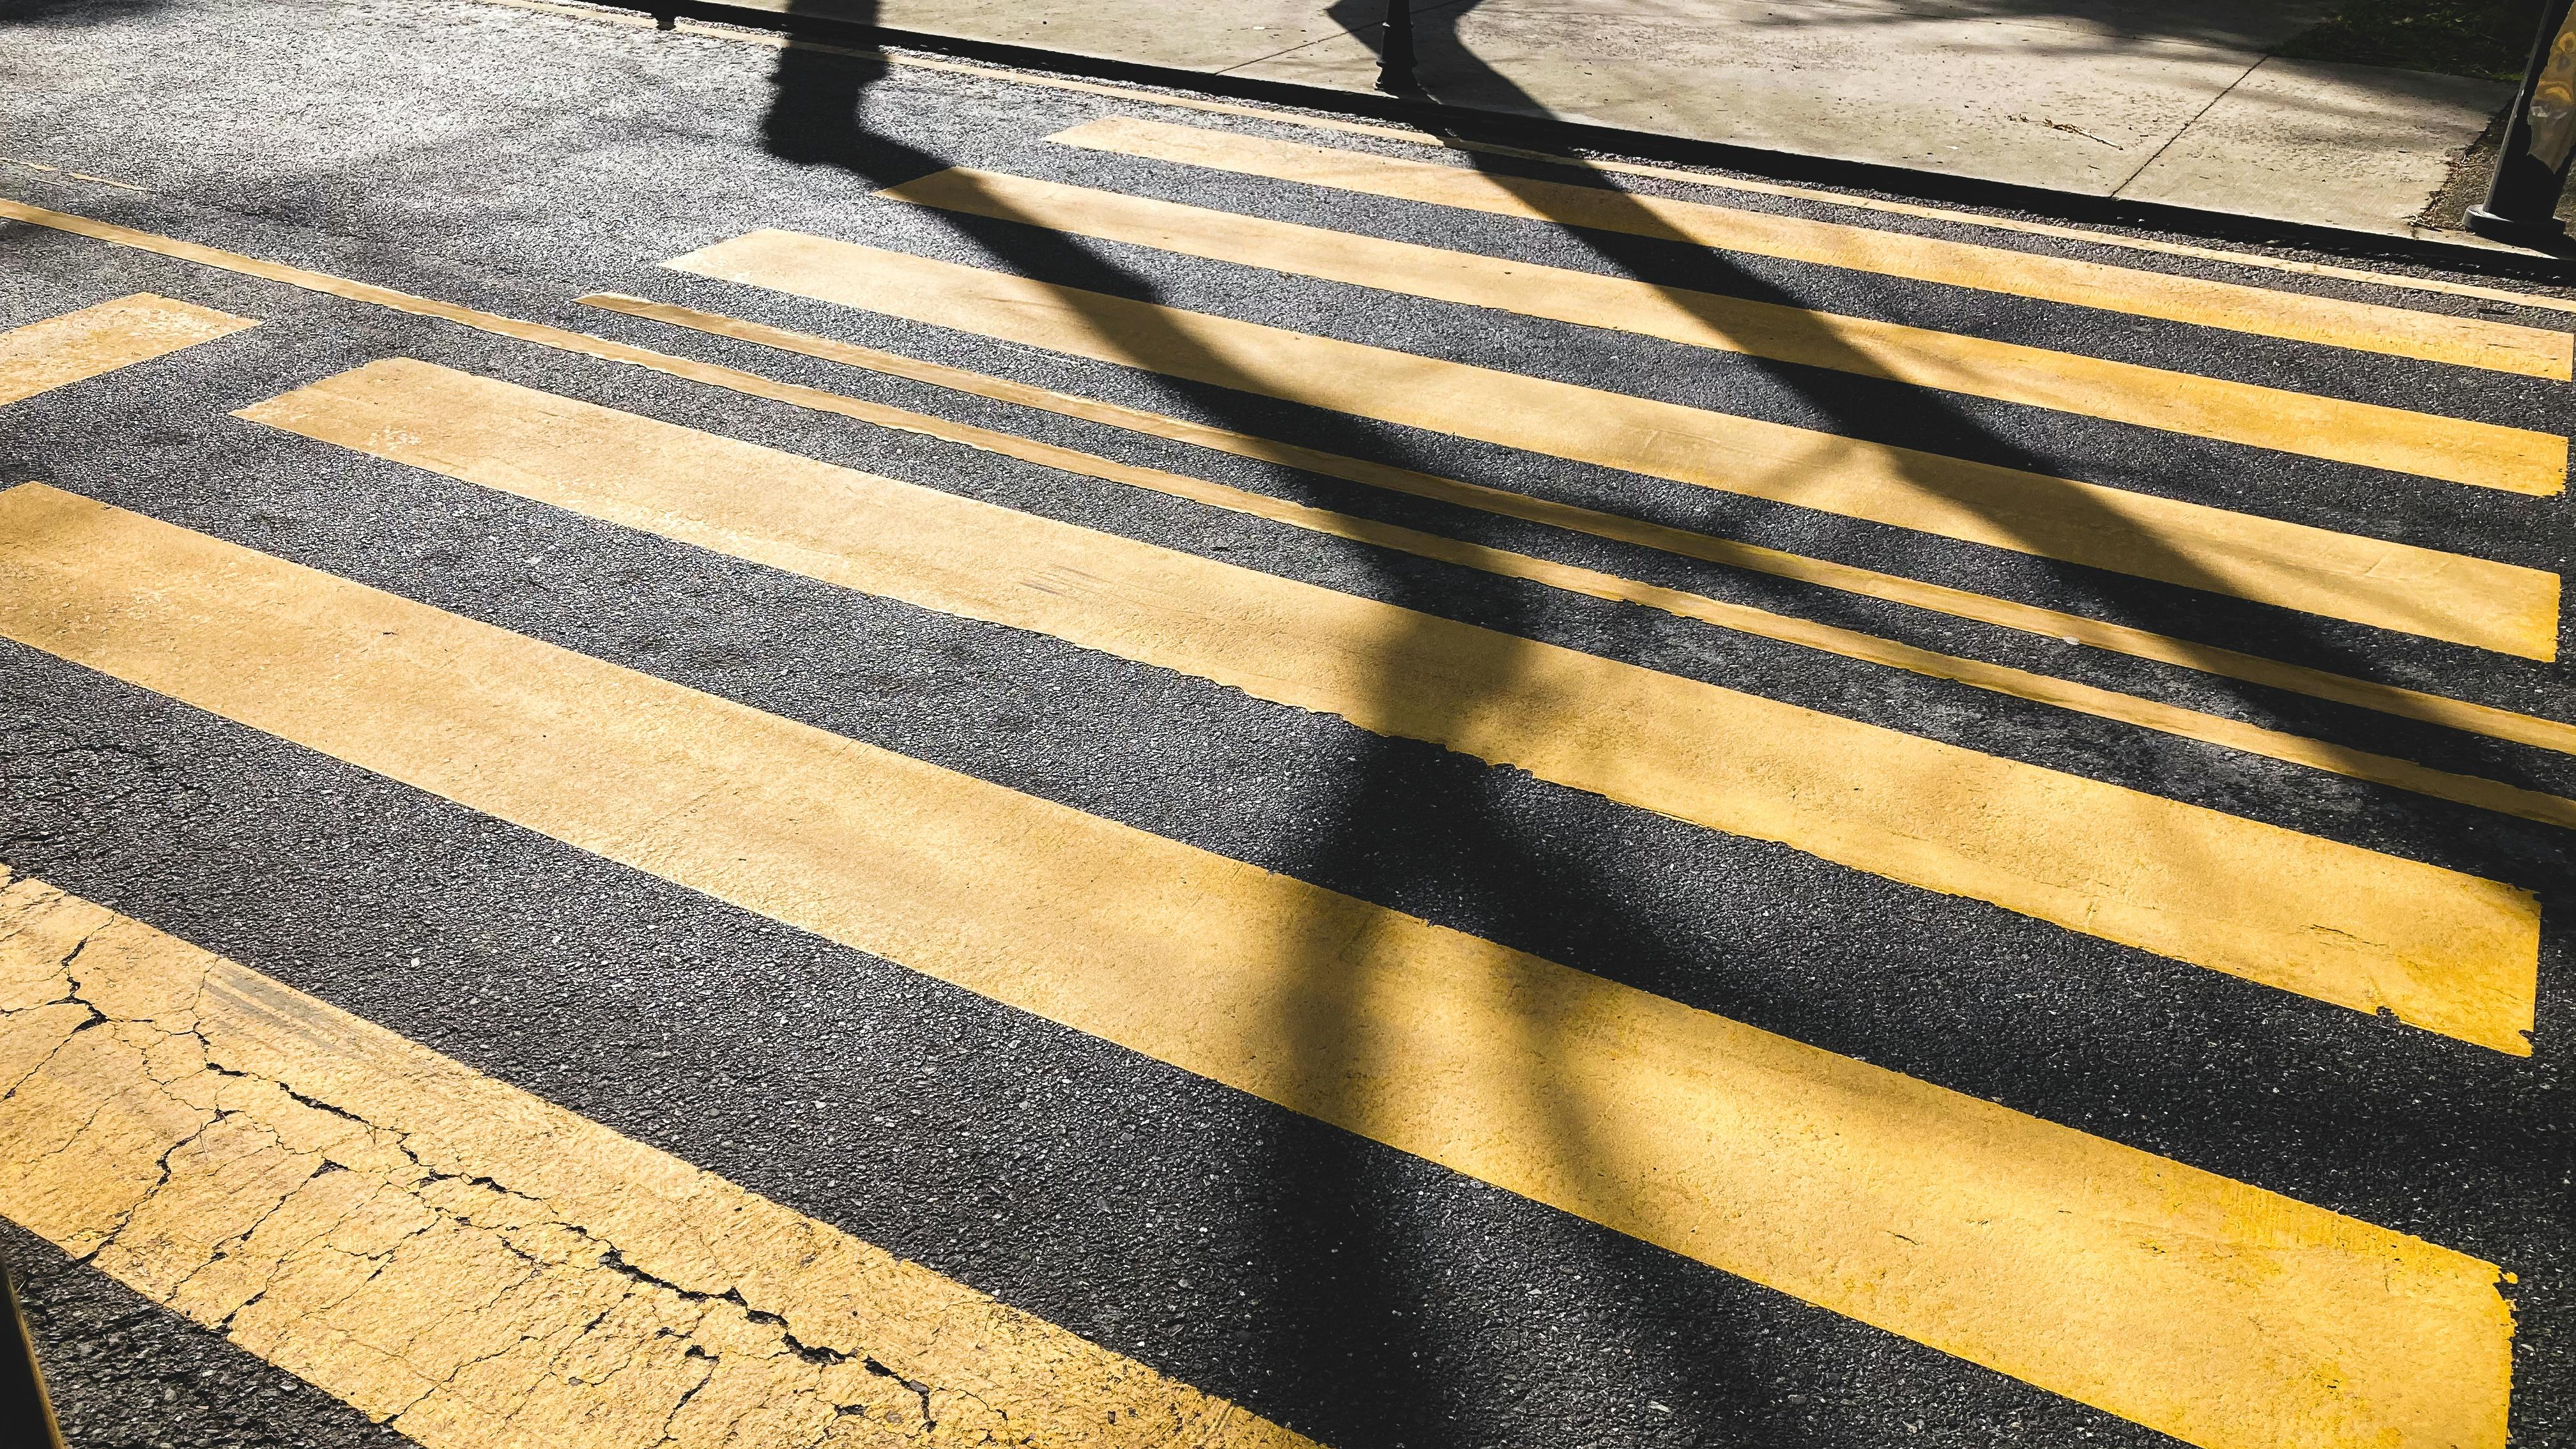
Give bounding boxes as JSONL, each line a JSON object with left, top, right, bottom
{"left": 707, "top": 0, "right": 2519, "bottom": 243}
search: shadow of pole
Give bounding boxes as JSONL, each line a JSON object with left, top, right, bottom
{"left": 1325, "top": 0, "right": 2433, "bottom": 671}
{"left": 1321, "top": 0, "right": 2452, "bottom": 813}
{"left": 1279, "top": 4, "right": 2564, "bottom": 1439}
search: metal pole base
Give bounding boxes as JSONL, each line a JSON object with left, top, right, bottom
{"left": 2465, "top": 203, "right": 2570, "bottom": 248}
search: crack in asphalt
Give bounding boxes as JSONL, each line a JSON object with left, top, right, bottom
{"left": 0, "top": 870, "right": 986, "bottom": 1445}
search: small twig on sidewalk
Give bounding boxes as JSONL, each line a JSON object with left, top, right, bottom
{"left": 2009, "top": 113, "right": 2122, "bottom": 147}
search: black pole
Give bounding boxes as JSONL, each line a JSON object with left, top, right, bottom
{"left": 0, "top": 1260, "right": 66, "bottom": 1449}
{"left": 2469, "top": 0, "right": 2576, "bottom": 245}
{"left": 1377, "top": 0, "right": 1418, "bottom": 93}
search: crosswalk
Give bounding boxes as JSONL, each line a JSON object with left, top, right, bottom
{"left": 0, "top": 480, "right": 2526, "bottom": 1449}
{"left": 877, "top": 163, "right": 2563, "bottom": 494}
{"left": 666, "top": 230, "right": 2561, "bottom": 657}
{"left": 0, "top": 72, "right": 2567, "bottom": 1449}
{"left": 1051, "top": 117, "right": 2576, "bottom": 378}
{"left": 227, "top": 359, "right": 2539, "bottom": 1048}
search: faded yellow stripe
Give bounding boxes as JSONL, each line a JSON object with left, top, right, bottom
{"left": 238, "top": 364, "right": 2541, "bottom": 1047}
{"left": 0, "top": 293, "right": 256, "bottom": 406}
{"left": 0, "top": 486, "right": 2515, "bottom": 1449}
{"left": 257, "top": 357, "right": 2576, "bottom": 837}
{"left": 881, "top": 167, "right": 2565, "bottom": 496}
{"left": 0, "top": 870, "right": 1309, "bottom": 1449}
{"left": 1055, "top": 116, "right": 2575, "bottom": 381}
{"left": 666, "top": 231, "right": 2561, "bottom": 659}
{"left": 581, "top": 291, "right": 2576, "bottom": 763}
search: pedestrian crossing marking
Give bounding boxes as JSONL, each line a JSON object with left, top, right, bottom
{"left": 1053, "top": 117, "right": 2576, "bottom": 381}
{"left": 879, "top": 167, "right": 2568, "bottom": 496}
{"left": 254, "top": 355, "right": 2576, "bottom": 836}
{"left": 585, "top": 290, "right": 2576, "bottom": 763}
{"left": 0, "top": 869, "right": 1314, "bottom": 1449}
{"left": 6, "top": 196, "right": 2558, "bottom": 758}
{"left": 664, "top": 232, "right": 2563, "bottom": 659}
{"left": 1239, "top": 119, "right": 2576, "bottom": 324}
{"left": 239, "top": 363, "right": 2543, "bottom": 1049}
{"left": 0, "top": 293, "right": 256, "bottom": 407}
{"left": 0, "top": 484, "right": 2515, "bottom": 1449}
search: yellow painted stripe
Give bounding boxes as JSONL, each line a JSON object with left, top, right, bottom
{"left": 239, "top": 364, "right": 2542, "bottom": 1048}
{"left": 260, "top": 355, "right": 2576, "bottom": 837}
{"left": 881, "top": 167, "right": 2566, "bottom": 496}
{"left": 582, "top": 291, "right": 2576, "bottom": 764}
{"left": 1054, "top": 116, "right": 2576, "bottom": 381}
{"left": 5, "top": 199, "right": 2555, "bottom": 776}
{"left": 5, "top": 197, "right": 2553, "bottom": 756}
{"left": 1230, "top": 120, "right": 2576, "bottom": 329}
{"left": 663, "top": 231, "right": 2563, "bottom": 659}
{"left": 0, "top": 485, "right": 2516, "bottom": 1449}
{"left": 0, "top": 293, "right": 256, "bottom": 406}
{"left": 0, "top": 870, "right": 1310, "bottom": 1449}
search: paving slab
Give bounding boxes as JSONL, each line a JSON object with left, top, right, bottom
{"left": 2115, "top": 56, "right": 2514, "bottom": 233}
{"left": 1233, "top": 0, "right": 2295, "bottom": 194}
{"left": 698, "top": 0, "right": 1449, "bottom": 72}
{"left": 703, "top": 0, "right": 2526, "bottom": 243}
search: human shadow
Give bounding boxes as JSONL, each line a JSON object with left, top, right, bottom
{"left": 751, "top": 9, "right": 1793, "bottom": 1440}
{"left": 751, "top": 7, "right": 2556, "bottom": 1446}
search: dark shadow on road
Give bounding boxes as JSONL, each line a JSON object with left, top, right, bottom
{"left": 755, "top": 10, "right": 1779, "bottom": 1442}
{"left": 751, "top": 7, "right": 2550, "bottom": 1446}
{"left": 1326, "top": 0, "right": 2476, "bottom": 747}
{"left": 0, "top": 0, "right": 169, "bottom": 25}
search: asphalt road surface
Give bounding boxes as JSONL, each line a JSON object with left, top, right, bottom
{"left": 3, "top": 3, "right": 2572, "bottom": 1448}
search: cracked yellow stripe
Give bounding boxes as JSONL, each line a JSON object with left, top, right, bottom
{"left": 665, "top": 231, "right": 2561, "bottom": 659}
{"left": 581, "top": 290, "right": 2576, "bottom": 763}
{"left": 240, "top": 360, "right": 2543, "bottom": 1046}
{"left": 880, "top": 167, "right": 2564, "bottom": 496}
{"left": 0, "top": 488, "right": 2517, "bottom": 1449}
{"left": 1054, "top": 117, "right": 2576, "bottom": 382}
{"left": 0, "top": 868, "right": 1311, "bottom": 1448}
{"left": 0, "top": 293, "right": 256, "bottom": 407}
